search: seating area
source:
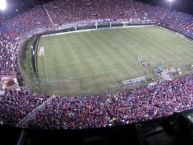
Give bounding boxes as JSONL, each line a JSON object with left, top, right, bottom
{"left": 1, "top": 0, "right": 193, "bottom": 129}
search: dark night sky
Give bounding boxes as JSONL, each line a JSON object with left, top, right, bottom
{"left": 1, "top": 0, "right": 193, "bottom": 19}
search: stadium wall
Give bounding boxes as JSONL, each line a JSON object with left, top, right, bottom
{"left": 39, "top": 23, "right": 155, "bottom": 37}
{"left": 17, "top": 36, "right": 39, "bottom": 90}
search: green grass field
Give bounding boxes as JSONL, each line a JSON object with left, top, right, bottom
{"left": 36, "top": 26, "right": 193, "bottom": 96}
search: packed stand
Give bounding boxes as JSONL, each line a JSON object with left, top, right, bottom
{"left": 44, "top": 0, "right": 136, "bottom": 25}
{"left": 25, "top": 74, "right": 193, "bottom": 129}
{"left": 1, "top": 0, "right": 193, "bottom": 129}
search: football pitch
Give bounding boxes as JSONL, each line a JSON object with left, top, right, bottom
{"left": 35, "top": 26, "right": 193, "bottom": 95}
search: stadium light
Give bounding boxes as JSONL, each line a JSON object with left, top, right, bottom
{"left": 0, "top": 0, "right": 7, "bottom": 11}
{"left": 167, "top": 0, "right": 174, "bottom": 3}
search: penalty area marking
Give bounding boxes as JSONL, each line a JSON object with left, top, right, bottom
{"left": 40, "top": 64, "right": 137, "bottom": 84}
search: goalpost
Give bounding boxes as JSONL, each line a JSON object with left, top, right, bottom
{"left": 95, "top": 22, "right": 98, "bottom": 30}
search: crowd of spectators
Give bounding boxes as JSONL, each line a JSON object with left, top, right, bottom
{"left": 1, "top": 0, "right": 193, "bottom": 129}
{"left": 25, "top": 74, "right": 193, "bottom": 129}
{"left": 45, "top": 0, "right": 137, "bottom": 25}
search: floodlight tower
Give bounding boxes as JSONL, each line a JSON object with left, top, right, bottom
{"left": 167, "top": 0, "right": 175, "bottom": 10}
{"left": 0, "top": 0, "right": 7, "bottom": 11}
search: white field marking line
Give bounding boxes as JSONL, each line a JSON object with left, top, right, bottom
{"left": 41, "top": 25, "right": 155, "bottom": 38}
{"left": 42, "top": 65, "right": 134, "bottom": 83}
{"left": 42, "top": 49, "right": 49, "bottom": 82}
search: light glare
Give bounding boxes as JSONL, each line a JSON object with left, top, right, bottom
{"left": 0, "top": 0, "right": 7, "bottom": 11}
{"left": 167, "top": 0, "right": 174, "bottom": 3}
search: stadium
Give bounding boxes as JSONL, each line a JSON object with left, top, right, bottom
{"left": 2, "top": 0, "right": 193, "bottom": 135}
